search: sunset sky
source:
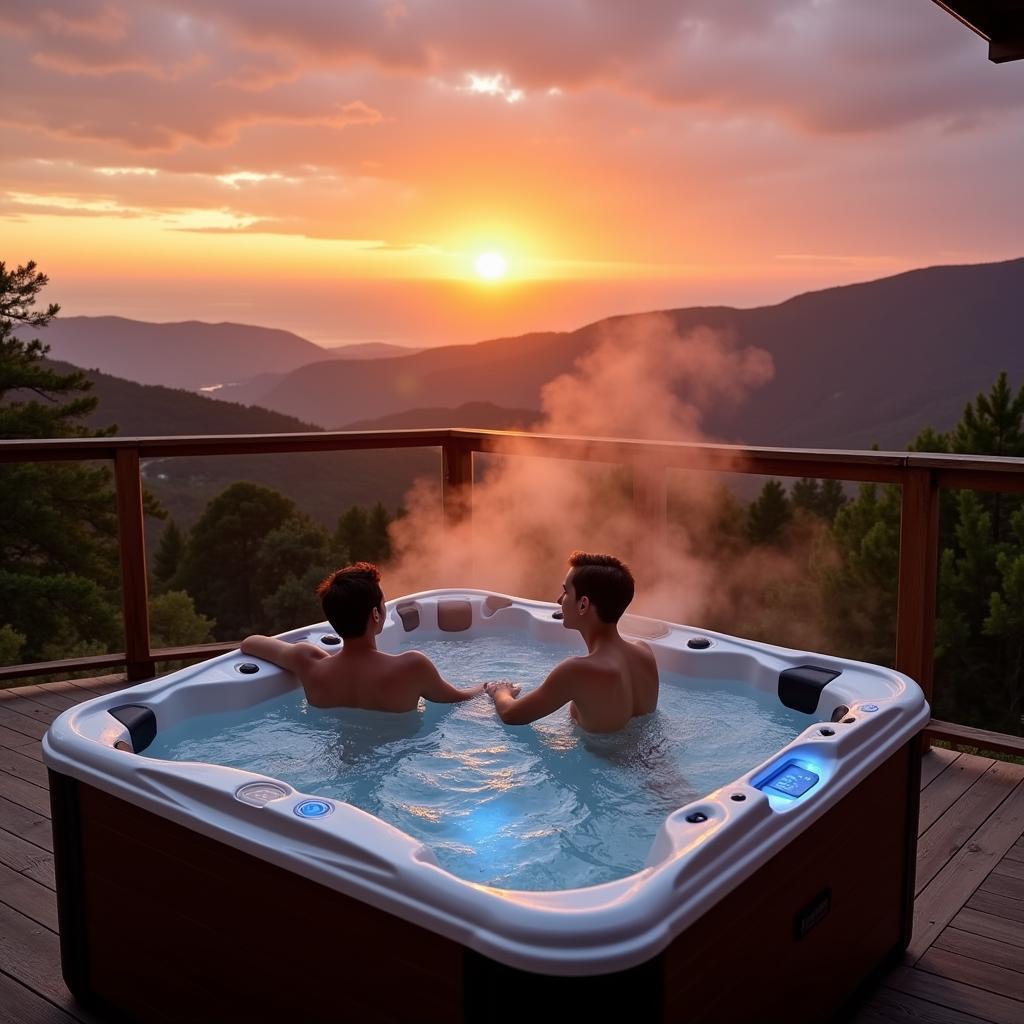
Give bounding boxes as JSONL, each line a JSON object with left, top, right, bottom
{"left": 2, "top": 0, "right": 1022, "bottom": 348}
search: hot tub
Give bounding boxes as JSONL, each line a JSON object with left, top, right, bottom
{"left": 44, "top": 589, "right": 928, "bottom": 1023}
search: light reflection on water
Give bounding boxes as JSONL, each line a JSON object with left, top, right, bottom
{"left": 143, "top": 635, "right": 810, "bottom": 889}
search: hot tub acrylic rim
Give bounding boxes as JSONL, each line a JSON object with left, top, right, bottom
{"left": 42, "top": 716, "right": 925, "bottom": 976}
{"left": 42, "top": 588, "right": 929, "bottom": 976}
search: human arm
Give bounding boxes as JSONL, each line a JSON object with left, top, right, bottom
{"left": 484, "top": 661, "right": 576, "bottom": 726}
{"left": 240, "top": 635, "right": 329, "bottom": 678}
{"left": 403, "top": 651, "right": 484, "bottom": 704}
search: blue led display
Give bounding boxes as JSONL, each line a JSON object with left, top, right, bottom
{"left": 294, "top": 799, "right": 333, "bottom": 819}
{"left": 860, "top": 704, "right": 879, "bottom": 713}
{"left": 761, "top": 763, "right": 819, "bottom": 799}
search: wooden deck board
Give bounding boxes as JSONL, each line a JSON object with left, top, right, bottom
{"left": 910, "top": 773, "right": 1024, "bottom": 960}
{"left": 919, "top": 754, "right": 995, "bottom": 834}
{"left": 850, "top": 986, "right": 992, "bottom": 1023}
{"left": 921, "top": 747, "right": 963, "bottom": 788}
{"left": 0, "top": 706, "right": 50, "bottom": 742}
{"left": 0, "top": 970, "right": 86, "bottom": 1024}
{"left": 932, "top": 927, "right": 1024, "bottom": 976}
{"left": 0, "top": 796, "right": 53, "bottom": 853}
{"left": 0, "top": 746, "right": 49, "bottom": 789}
{"left": 884, "top": 967, "right": 1024, "bottom": 1024}
{"left": 966, "top": 890, "right": 1024, "bottom": 925}
{"left": 915, "top": 759, "right": 1024, "bottom": 894}
{"left": 950, "top": 907, "right": 1024, "bottom": 951}
{"left": 0, "top": 859, "right": 59, "bottom": 931}
{"left": 0, "top": 677, "right": 1020, "bottom": 1023}
{"left": 915, "top": 948, "right": 1024, "bottom": 1004}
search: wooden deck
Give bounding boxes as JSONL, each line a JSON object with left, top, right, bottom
{"left": 0, "top": 678, "right": 1021, "bottom": 1023}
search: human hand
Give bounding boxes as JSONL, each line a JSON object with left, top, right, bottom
{"left": 484, "top": 680, "right": 521, "bottom": 700}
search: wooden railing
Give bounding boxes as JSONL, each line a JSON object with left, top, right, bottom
{"left": 2, "top": 429, "right": 1023, "bottom": 754}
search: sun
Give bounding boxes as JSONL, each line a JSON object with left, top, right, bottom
{"left": 474, "top": 251, "right": 508, "bottom": 281}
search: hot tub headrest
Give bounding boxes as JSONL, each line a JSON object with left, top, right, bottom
{"left": 778, "top": 666, "right": 842, "bottom": 714}
{"left": 483, "top": 595, "right": 513, "bottom": 617}
{"left": 437, "top": 599, "right": 473, "bottom": 632}
{"left": 108, "top": 704, "right": 157, "bottom": 753}
{"left": 396, "top": 604, "right": 420, "bottom": 632}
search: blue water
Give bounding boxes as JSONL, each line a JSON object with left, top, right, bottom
{"left": 143, "top": 635, "right": 811, "bottom": 890}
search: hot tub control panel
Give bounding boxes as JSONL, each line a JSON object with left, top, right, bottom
{"left": 756, "top": 761, "right": 820, "bottom": 800}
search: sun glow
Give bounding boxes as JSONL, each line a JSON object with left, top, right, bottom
{"left": 474, "top": 251, "right": 508, "bottom": 281}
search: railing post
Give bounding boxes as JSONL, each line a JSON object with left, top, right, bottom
{"left": 442, "top": 439, "right": 473, "bottom": 530}
{"left": 633, "top": 461, "right": 668, "bottom": 570}
{"left": 114, "top": 448, "right": 154, "bottom": 681}
{"left": 896, "top": 467, "right": 940, "bottom": 709}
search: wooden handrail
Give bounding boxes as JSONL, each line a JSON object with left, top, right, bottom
{"left": 2, "top": 430, "right": 1023, "bottom": 737}
{"left": 895, "top": 468, "right": 941, "bottom": 705}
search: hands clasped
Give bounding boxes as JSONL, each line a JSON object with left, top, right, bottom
{"left": 483, "top": 680, "right": 521, "bottom": 700}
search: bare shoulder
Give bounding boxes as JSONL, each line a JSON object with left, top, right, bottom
{"left": 397, "top": 651, "right": 430, "bottom": 667}
{"left": 629, "top": 639, "right": 658, "bottom": 664}
{"left": 389, "top": 649, "right": 437, "bottom": 680}
{"left": 395, "top": 649, "right": 432, "bottom": 669}
{"left": 558, "top": 655, "right": 613, "bottom": 683}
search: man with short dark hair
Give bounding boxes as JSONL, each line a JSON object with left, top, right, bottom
{"left": 241, "top": 562, "right": 482, "bottom": 710}
{"left": 485, "top": 551, "right": 659, "bottom": 733}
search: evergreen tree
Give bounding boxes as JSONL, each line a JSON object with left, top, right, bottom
{"left": 747, "top": 480, "right": 791, "bottom": 545}
{"left": 820, "top": 482, "right": 901, "bottom": 667}
{"left": 949, "top": 372, "right": 1024, "bottom": 545}
{"left": 790, "top": 478, "right": 821, "bottom": 515}
{"left": 366, "top": 502, "right": 393, "bottom": 563}
{"left": 334, "top": 505, "right": 370, "bottom": 563}
{"left": 985, "top": 506, "right": 1024, "bottom": 733}
{"left": 791, "top": 478, "right": 847, "bottom": 522}
{"left": 254, "top": 515, "right": 332, "bottom": 633}
{"left": 262, "top": 571, "right": 326, "bottom": 634}
{"left": 929, "top": 374, "right": 1024, "bottom": 732}
{"left": 820, "top": 373, "right": 1024, "bottom": 733}
{"left": 254, "top": 516, "right": 330, "bottom": 595}
{"left": 0, "top": 261, "right": 123, "bottom": 663}
{"left": 0, "top": 624, "right": 26, "bottom": 665}
{"left": 149, "top": 591, "right": 216, "bottom": 647}
{"left": 153, "top": 519, "right": 185, "bottom": 585}
{"left": 174, "top": 482, "right": 297, "bottom": 638}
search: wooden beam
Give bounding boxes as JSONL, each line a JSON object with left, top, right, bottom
{"left": 896, "top": 468, "right": 940, "bottom": 706}
{"left": 0, "top": 654, "right": 127, "bottom": 685}
{"left": 441, "top": 439, "right": 473, "bottom": 531}
{"left": 926, "top": 719, "right": 1024, "bottom": 758}
{"left": 114, "top": 449, "right": 153, "bottom": 682}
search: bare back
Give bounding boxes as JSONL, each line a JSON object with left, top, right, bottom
{"left": 238, "top": 636, "right": 481, "bottom": 711}
{"left": 302, "top": 649, "right": 424, "bottom": 711}
{"left": 567, "top": 639, "right": 659, "bottom": 733}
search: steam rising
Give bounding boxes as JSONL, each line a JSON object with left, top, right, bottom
{"left": 385, "top": 314, "right": 780, "bottom": 627}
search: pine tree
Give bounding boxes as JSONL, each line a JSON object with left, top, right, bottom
{"left": 949, "top": 372, "right": 1024, "bottom": 544}
{"left": 985, "top": 507, "right": 1024, "bottom": 733}
{"left": 253, "top": 515, "right": 330, "bottom": 632}
{"left": 790, "top": 478, "right": 821, "bottom": 515}
{"left": 820, "top": 482, "right": 901, "bottom": 667}
{"left": 747, "top": 480, "right": 791, "bottom": 545}
{"left": 823, "top": 373, "right": 1024, "bottom": 734}
{"left": 153, "top": 519, "right": 185, "bottom": 585}
{"left": 791, "top": 478, "right": 847, "bottom": 522}
{"left": 334, "top": 505, "right": 370, "bottom": 563}
{"left": 174, "top": 482, "right": 297, "bottom": 638}
{"left": 366, "top": 502, "right": 393, "bottom": 563}
{"left": 0, "top": 261, "right": 122, "bottom": 663}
